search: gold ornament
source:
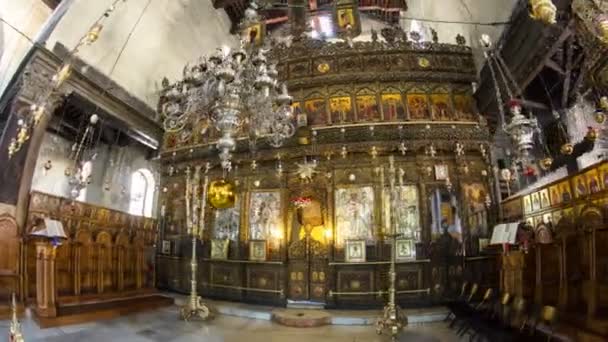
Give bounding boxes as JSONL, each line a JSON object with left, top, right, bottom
{"left": 32, "top": 104, "right": 46, "bottom": 125}
{"left": 539, "top": 157, "right": 553, "bottom": 170}
{"left": 600, "top": 96, "right": 608, "bottom": 111}
{"left": 317, "top": 63, "right": 330, "bottom": 74}
{"left": 53, "top": 63, "right": 72, "bottom": 88}
{"left": 417, "top": 57, "right": 430, "bottom": 68}
{"left": 560, "top": 142, "right": 574, "bottom": 155}
{"left": 594, "top": 109, "right": 606, "bottom": 124}
{"left": 585, "top": 127, "right": 598, "bottom": 141}
{"left": 8, "top": 139, "right": 17, "bottom": 158}
{"left": 86, "top": 24, "right": 103, "bottom": 44}
{"left": 208, "top": 179, "right": 236, "bottom": 209}
{"left": 529, "top": 0, "right": 557, "bottom": 25}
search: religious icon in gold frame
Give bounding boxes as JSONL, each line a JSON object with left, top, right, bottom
{"left": 539, "top": 189, "right": 550, "bottom": 208}
{"left": 430, "top": 94, "right": 453, "bottom": 121}
{"left": 329, "top": 96, "right": 354, "bottom": 123}
{"left": 559, "top": 181, "right": 572, "bottom": 202}
{"left": 585, "top": 169, "right": 601, "bottom": 194}
{"left": 531, "top": 192, "right": 541, "bottom": 212}
{"left": 243, "top": 23, "right": 265, "bottom": 46}
{"left": 211, "top": 239, "right": 229, "bottom": 260}
{"left": 249, "top": 240, "right": 267, "bottom": 261}
{"left": 523, "top": 195, "right": 532, "bottom": 214}
{"left": 336, "top": 8, "right": 355, "bottom": 30}
{"left": 304, "top": 98, "right": 327, "bottom": 126}
{"left": 381, "top": 93, "right": 405, "bottom": 121}
{"left": 395, "top": 239, "right": 414, "bottom": 260}
{"left": 345, "top": 239, "right": 366, "bottom": 263}
{"left": 573, "top": 174, "right": 588, "bottom": 198}
{"left": 406, "top": 94, "right": 430, "bottom": 120}
{"left": 453, "top": 94, "right": 476, "bottom": 121}
{"left": 355, "top": 95, "right": 380, "bottom": 122}
{"left": 549, "top": 184, "right": 561, "bottom": 205}
{"left": 599, "top": 162, "right": 608, "bottom": 190}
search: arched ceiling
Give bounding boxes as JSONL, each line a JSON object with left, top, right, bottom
{"left": 42, "top": 0, "right": 518, "bottom": 111}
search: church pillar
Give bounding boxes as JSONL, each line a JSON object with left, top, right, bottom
{"left": 35, "top": 240, "right": 57, "bottom": 318}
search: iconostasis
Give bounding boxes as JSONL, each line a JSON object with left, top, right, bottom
{"left": 157, "top": 33, "right": 498, "bottom": 308}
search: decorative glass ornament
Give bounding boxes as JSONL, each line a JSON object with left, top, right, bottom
{"left": 207, "top": 180, "right": 236, "bottom": 209}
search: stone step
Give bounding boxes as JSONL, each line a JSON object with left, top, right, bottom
{"left": 286, "top": 300, "right": 326, "bottom": 310}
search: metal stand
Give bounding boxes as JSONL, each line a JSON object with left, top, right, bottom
{"left": 9, "top": 293, "right": 24, "bottom": 342}
{"left": 180, "top": 166, "right": 211, "bottom": 321}
{"left": 376, "top": 156, "right": 408, "bottom": 341}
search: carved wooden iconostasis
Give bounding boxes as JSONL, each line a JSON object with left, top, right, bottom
{"left": 24, "top": 192, "right": 158, "bottom": 308}
{"left": 157, "top": 33, "right": 499, "bottom": 309}
{"left": 500, "top": 161, "right": 608, "bottom": 335}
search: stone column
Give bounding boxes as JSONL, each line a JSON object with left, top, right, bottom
{"left": 35, "top": 240, "right": 57, "bottom": 318}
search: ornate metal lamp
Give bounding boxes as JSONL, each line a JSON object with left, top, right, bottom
{"left": 376, "top": 156, "right": 408, "bottom": 341}
{"left": 160, "top": 2, "right": 295, "bottom": 171}
{"left": 179, "top": 165, "right": 211, "bottom": 321}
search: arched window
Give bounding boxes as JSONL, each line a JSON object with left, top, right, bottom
{"left": 129, "top": 168, "right": 155, "bottom": 217}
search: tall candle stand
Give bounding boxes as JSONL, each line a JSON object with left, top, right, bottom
{"left": 179, "top": 165, "right": 211, "bottom": 321}
{"left": 376, "top": 156, "right": 408, "bottom": 341}
{"left": 9, "top": 293, "right": 24, "bottom": 342}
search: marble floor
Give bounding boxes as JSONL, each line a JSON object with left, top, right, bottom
{"left": 0, "top": 306, "right": 467, "bottom": 342}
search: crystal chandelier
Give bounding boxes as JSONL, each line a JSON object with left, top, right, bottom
{"left": 160, "top": 3, "right": 294, "bottom": 171}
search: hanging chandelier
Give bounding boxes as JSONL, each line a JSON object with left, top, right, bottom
{"left": 481, "top": 34, "right": 541, "bottom": 166}
{"left": 160, "top": 2, "right": 295, "bottom": 171}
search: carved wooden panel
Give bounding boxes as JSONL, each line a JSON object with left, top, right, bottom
{"left": 25, "top": 192, "right": 157, "bottom": 301}
{"left": 0, "top": 214, "right": 19, "bottom": 301}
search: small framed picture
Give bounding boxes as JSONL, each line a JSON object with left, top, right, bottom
{"left": 434, "top": 164, "right": 449, "bottom": 181}
{"left": 211, "top": 239, "right": 229, "bottom": 260}
{"left": 478, "top": 238, "right": 489, "bottom": 253}
{"left": 249, "top": 240, "right": 267, "bottom": 261}
{"left": 161, "top": 240, "right": 171, "bottom": 255}
{"left": 345, "top": 240, "right": 366, "bottom": 263}
{"left": 395, "top": 239, "right": 414, "bottom": 260}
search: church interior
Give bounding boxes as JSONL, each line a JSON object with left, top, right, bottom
{"left": 0, "top": 0, "right": 607, "bottom": 341}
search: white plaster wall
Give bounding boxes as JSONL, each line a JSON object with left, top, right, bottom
{"left": 399, "top": 0, "right": 518, "bottom": 71}
{"left": 0, "top": 0, "right": 52, "bottom": 97}
{"left": 32, "top": 132, "right": 159, "bottom": 217}
{"left": 45, "top": 0, "right": 236, "bottom": 108}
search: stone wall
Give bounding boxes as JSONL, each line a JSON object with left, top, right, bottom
{"left": 31, "top": 132, "right": 159, "bottom": 217}
{"left": 45, "top": 0, "right": 237, "bottom": 108}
